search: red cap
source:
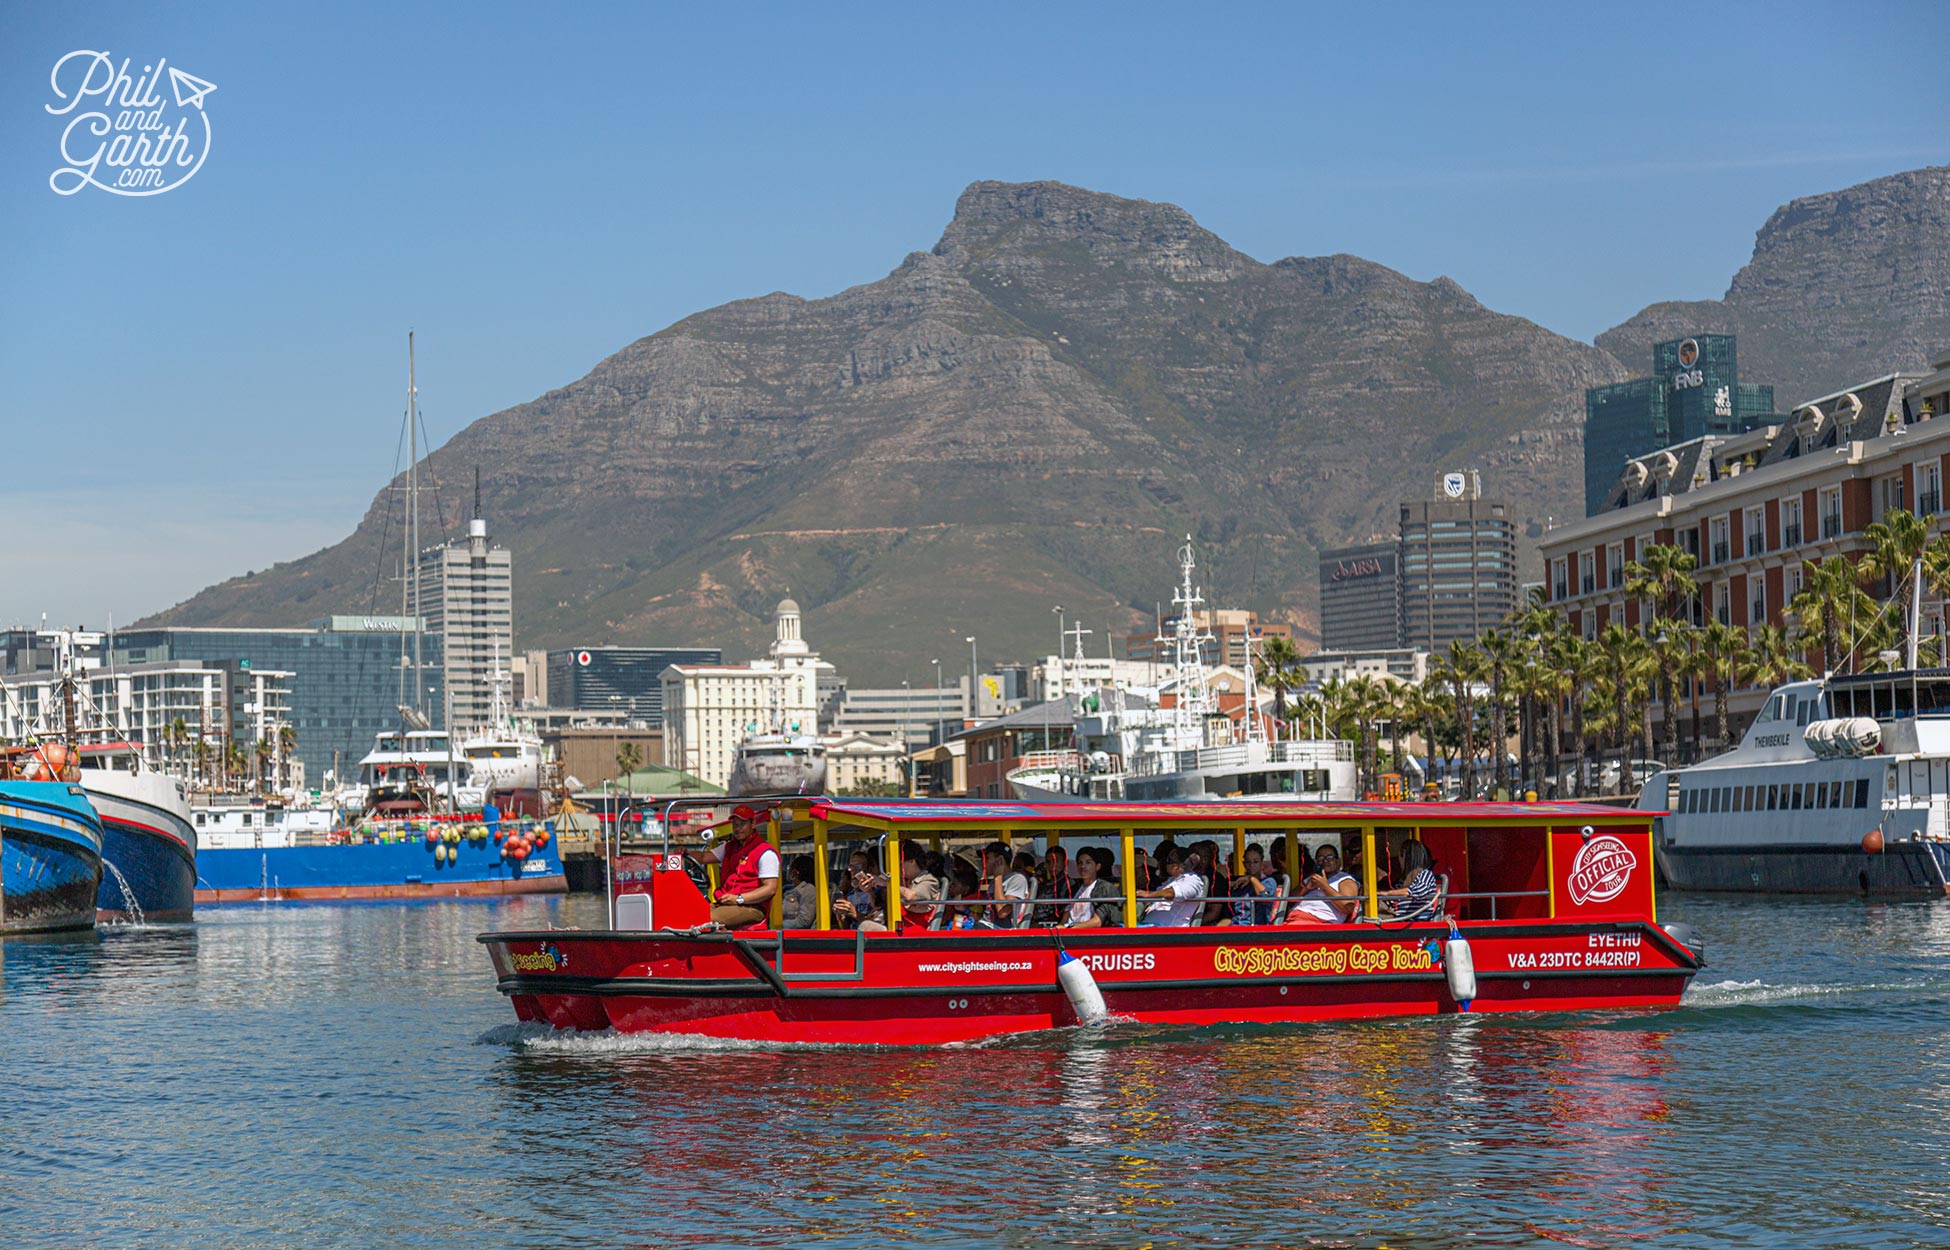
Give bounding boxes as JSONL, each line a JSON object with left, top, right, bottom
{"left": 732, "top": 804, "right": 762, "bottom": 821}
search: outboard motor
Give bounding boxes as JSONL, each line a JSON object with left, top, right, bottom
{"left": 1662, "top": 922, "right": 1707, "bottom": 967}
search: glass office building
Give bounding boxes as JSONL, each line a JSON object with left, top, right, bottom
{"left": 1585, "top": 334, "right": 1776, "bottom": 514}
{"left": 545, "top": 647, "right": 724, "bottom": 725}
{"left": 111, "top": 619, "right": 443, "bottom": 786}
{"left": 1399, "top": 476, "right": 1518, "bottom": 652}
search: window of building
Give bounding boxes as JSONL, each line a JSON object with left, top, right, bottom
{"left": 1580, "top": 554, "right": 1595, "bottom": 595}
{"left": 1783, "top": 497, "right": 1804, "bottom": 546}
{"left": 1746, "top": 508, "right": 1765, "bottom": 555}
{"left": 1607, "top": 543, "right": 1624, "bottom": 589}
{"left": 1751, "top": 582, "right": 1767, "bottom": 624}
{"left": 1820, "top": 487, "right": 1843, "bottom": 538}
{"left": 1922, "top": 462, "right": 1942, "bottom": 515}
{"left": 1714, "top": 584, "right": 1730, "bottom": 625}
{"left": 1710, "top": 516, "right": 1730, "bottom": 565}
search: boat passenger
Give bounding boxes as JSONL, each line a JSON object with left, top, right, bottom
{"left": 1138, "top": 849, "right": 1207, "bottom": 927}
{"left": 1231, "top": 843, "right": 1280, "bottom": 926}
{"left": 779, "top": 855, "right": 819, "bottom": 929}
{"left": 862, "top": 845, "right": 939, "bottom": 932}
{"left": 944, "top": 859, "right": 981, "bottom": 929}
{"left": 1378, "top": 839, "right": 1441, "bottom": 920}
{"left": 832, "top": 883, "right": 885, "bottom": 930}
{"left": 983, "top": 841, "right": 1033, "bottom": 928}
{"left": 1285, "top": 843, "right": 1359, "bottom": 926}
{"left": 1036, "top": 846, "right": 1074, "bottom": 923}
{"left": 844, "top": 850, "right": 876, "bottom": 915}
{"left": 1193, "top": 839, "right": 1232, "bottom": 926}
{"left": 1061, "top": 847, "right": 1123, "bottom": 930}
{"left": 694, "top": 805, "right": 780, "bottom": 929}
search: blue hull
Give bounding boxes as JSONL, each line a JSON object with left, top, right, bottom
{"left": 96, "top": 818, "right": 197, "bottom": 922}
{"left": 197, "top": 839, "right": 566, "bottom": 902}
{"left": 1, "top": 782, "right": 105, "bottom": 934}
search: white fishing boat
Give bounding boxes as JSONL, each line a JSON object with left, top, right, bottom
{"left": 1009, "top": 538, "right": 1358, "bottom": 803}
{"left": 726, "top": 668, "right": 825, "bottom": 797}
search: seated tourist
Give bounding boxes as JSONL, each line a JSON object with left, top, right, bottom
{"left": 982, "top": 841, "right": 1033, "bottom": 928}
{"left": 1037, "top": 846, "right": 1075, "bottom": 923}
{"left": 945, "top": 858, "right": 982, "bottom": 929}
{"left": 1138, "top": 849, "right": 1207, "bottom": 927}
{"left": 1061, "top": 846, "right": 1123, "bottom": 929}
{"left": 779, "top": 854, "right": 819, "bottom": 929}
{"left": 1285, "top": 842, "right": 1359, "bottom": 926}
{"left": 844, "top": 849, "right": 876, "bottom": 916}
{"left": 1231, "top": 843, "right": 1280, "bottom": 926}
{"left": 1378, "top": 839, "right": 1442, "bottom": 920}
{"left": 692, "top": 805, "right": 779, "bottom": 929}
{"left": 862, "top": 845, "right": 940, "bottom": 932}
{"left": 1192, "top": 839, "right": 1232, "bottom": 926}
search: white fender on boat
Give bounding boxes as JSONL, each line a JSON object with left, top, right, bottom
{"left": 1444, "top": 933, "right": 1477, "bottom": 1009}
{"left": 1056, "top": 950, "right": 1109, "bottom": 1027}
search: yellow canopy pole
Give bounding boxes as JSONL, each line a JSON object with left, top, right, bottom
{"left": 767, "top": 812, "right": 783, "bottom": 929}
{"left": 813, "top": 818, "right": 832, "bottom": 931}
{"left": 1546, "top": 826, "right": 1557, "bottom": 920}
{"left": 886, "top": 830, "right": 903, "bottom": 928}
{"left": 1285, "top": 828, "right": 1301, "bottom": 905}
{"left": 1120, "top": 827, "right": 1138, "bottom": 928}
{"left": 1233, "top": 827, "right": 1246, "bottom": 877}
{"left": 1046, "top": 826, "right": 1060, "bottom": 855}
{"left": 1361, "top": 825, "right": 1379, "bottom": 919}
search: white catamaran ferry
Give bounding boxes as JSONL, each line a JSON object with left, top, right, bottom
{"left": 1639, "top": 670, "right": 1950, "bottom": 895}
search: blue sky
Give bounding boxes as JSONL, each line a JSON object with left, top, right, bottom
{"left": 2, "top": 0, "right": 1941, "bottom": 624}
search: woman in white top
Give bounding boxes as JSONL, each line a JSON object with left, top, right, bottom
{"left": 1284, "top": 843, "right": 1360, "bottom": 926}
{"left": 1138, "top": 850, "right": 1208, "bottom": 927}
{"left": 1061, "top": 847, "right": 1123, "bottom": 929}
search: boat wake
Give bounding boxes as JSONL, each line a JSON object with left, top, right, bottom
{"left": 1680, "top": 977, "right": 1930, "bottom": 1009}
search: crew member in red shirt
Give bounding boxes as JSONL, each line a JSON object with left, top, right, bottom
{"left": 694, "top": 805, "right": 780, "bottom": 928}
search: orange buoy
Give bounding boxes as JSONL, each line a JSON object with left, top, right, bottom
{"left": 1861, "top": 828, "right": 1885, "bottom": 854}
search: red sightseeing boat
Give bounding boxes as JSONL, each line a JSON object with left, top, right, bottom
{"left": 478, "top": 798, "right": 1704, "bottom": 1045}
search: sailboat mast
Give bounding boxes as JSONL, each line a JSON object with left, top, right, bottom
{"left": 409, "top": 331, "right": 424, "bottom": 716}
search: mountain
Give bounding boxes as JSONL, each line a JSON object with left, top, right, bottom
{"left": 146, "top": 180, "right": 1631, "bottom": 678}
{"left": 1599, "top": 165, "right": 1950, "bottom": 404}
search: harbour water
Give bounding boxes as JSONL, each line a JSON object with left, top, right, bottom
{"left": 7, "top": 895, "right": 1949, "bottom": 1248}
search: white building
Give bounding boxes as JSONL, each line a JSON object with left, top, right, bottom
{"left": 1, "top": 660, "right": 298, "bottom": 785}
{"left": 1036, "top": 654, "right": 1178, "bottom": 702}
{"left": 660, "top": 598, "right": 835, "bottom": 789}
{"left": 1301, "top": 648, "right": 1432, "bottom": 686}
{"left": 832, "top": 684, "right": 968, "bottom": 749}
{"left": 821, "top": 731, "right": 908, "bottom": 793}
{"left": 418, "top": 511, "right": 513, "bottom": 732}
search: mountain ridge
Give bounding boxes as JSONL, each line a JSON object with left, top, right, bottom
{"left": 145, "top": 169, "right": 1947, "bottom": 679}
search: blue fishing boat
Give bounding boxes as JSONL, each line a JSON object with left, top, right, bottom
{"left": 196, "top": 814, "right": 565, "bottom": 902}
{"left": 79, "top": 743, "right": 197, "bottom": 923}
{"left": 1, "top": 777, "right": 105, "bottom": 934}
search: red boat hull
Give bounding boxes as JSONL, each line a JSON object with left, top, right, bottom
{"left": 480, "top": 922, "right": 1701, "bottom": 1046}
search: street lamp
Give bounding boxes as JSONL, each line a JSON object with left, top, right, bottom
{"left": 966, "top": 636, "right": 978, "bottom": 719}
{"left": 901, "top": 678, "right": 913, "bottom": 797}
{"left": 931, "top": 657, "right": 943, "bottom": 738}
{"left": 1053, "top": 605, "right": 1065, "bottom": 698}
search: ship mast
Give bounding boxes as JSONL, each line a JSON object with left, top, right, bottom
{"left": 1166, "top": 536, "right": 1217, "bottom": 748}
{"left": 408, "top": 331, "right": 424, "bottom": 718}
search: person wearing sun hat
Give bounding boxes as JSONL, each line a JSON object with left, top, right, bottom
{"left": 693, "top": 804, "right": 780, "bottom": 928}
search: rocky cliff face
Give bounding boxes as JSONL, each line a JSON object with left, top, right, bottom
{"left": 1600, "top": 165, "right": 1950, "bottom": 404}
{"left": 146, "top": 180, "right": 1632, "bottom": 676}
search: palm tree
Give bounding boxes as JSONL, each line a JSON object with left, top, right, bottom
{"left": 1625, "top": 544, "right": 1700, "bottom": 763}
{"left": 1256, "top": 636, "right": 1303, "bottom": 728}
{"left": 190, "top": 738, "right": 213, "bottom": 789}
{"left": 1477, "top": 629, "right": 1517, "bottom": 796}
{"left": 1792, "top": 556, "right": 1884, "bottom": 674}
{"left": 223, "top": 740, "right": 248, "bottom": 792}
{"left": 253, "top": 738, "right": 275, "bottom": 792}
{"left": 1696, "top": 618, "right": 1749, "bottom": 750}
{"left": 616, "top": 739, "right": 644, "bottom": 783}
{"left": 1649, "top": 623, "right": 1697, "bottom": 764}
{"left": 1746, "top": 622, "right": 1813, "bottom": 690}
{"left": 1435, "top": 640, "right": 1486, "bottom": 798}
{"left": 1591, "top": 624, "right": 1639, "bottom": 791}
{"left": 277, "top": 724, "right": 299, "bottom": 789}
{"left": 163, "top": 716, "right": 190, "bottom": 775}
{"left": 1399, "top": 680, "right": 1445, "bottom": 792}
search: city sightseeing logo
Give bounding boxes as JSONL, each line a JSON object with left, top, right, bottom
{"left": 1567, "top": 835, "right": 1638, "bottom": 906}
{"left": 510, "top": 943, "right": 570, "bottom": 973}
{"left": 46, "top": 51, "right": 216, "bottom": 197}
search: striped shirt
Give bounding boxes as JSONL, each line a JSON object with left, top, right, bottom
{"left": 1392, "top": 868, "right": 1440, "bottom": 919}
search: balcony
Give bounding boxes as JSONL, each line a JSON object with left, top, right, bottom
{"left": 1581, "top": 576, "right": 1595, "bottom": 594}
{"left": 1553, "top": 581, "right": 1568, "bottom": 600}
{"left": 1923, "top": 490, "right": 1941, "bottom": 515}
{"left": 1712, "top": 541, "right": 1729, "bottom": 564}
{"left": 1608, "top": 570, "right": 1622, "bottom": 589}
{"left": 1822, "top": 513, "right": 1843, "bottom": 539}
{"left": 1747, "top": 534, "right": 1765, "bottom": 556}
{"left": 1784, "top": 522, "right": 1803, "bottom": 546}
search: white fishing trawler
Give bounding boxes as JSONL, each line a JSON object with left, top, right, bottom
{"left": 1008, "top": 538, "right": 1358, "bottom": 803}
{"left": 726, "top": 672, "right": 826, "bottom": 798}
{"left": 458, "top": 654, "right": 545, "bottom": 796}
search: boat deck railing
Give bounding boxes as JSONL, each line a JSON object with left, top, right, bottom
{"left": 1127, "top": 739, "right": 1353, "bottom": 777}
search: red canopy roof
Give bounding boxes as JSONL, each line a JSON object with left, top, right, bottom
{"left": 802, "top": 798, "right": 1652, "bottom": 827}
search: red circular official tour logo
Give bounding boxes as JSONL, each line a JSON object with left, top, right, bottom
{"left": 1568, "top": 835, "right": 1638, "bottom": 905}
